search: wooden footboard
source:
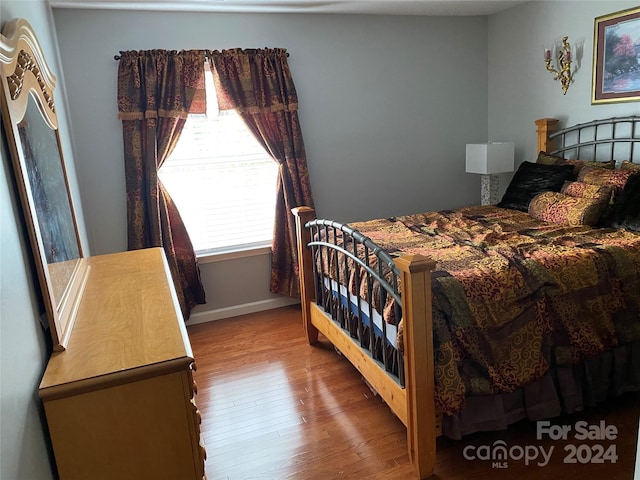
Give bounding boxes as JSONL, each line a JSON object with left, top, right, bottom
{"left": 293, "top": 206, "right": 437, "bottom": 479}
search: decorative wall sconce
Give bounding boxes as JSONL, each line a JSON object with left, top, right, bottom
{"left": 544, "top": 36, "right": 573, "bottom": 95}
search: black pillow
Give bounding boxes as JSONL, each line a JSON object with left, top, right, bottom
{"left": 607, "top": 172, "right": 640, "bottom": 231}
{"left": 498, "top": 161, "right": 575, "bottom": 212}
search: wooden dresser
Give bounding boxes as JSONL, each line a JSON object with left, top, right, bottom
{"left": 39, "top": 248, "right": 206, "bottom": 480}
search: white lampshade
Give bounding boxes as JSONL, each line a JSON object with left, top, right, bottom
{"left": 465, "top": 142, "right": 515, "bottom": 175}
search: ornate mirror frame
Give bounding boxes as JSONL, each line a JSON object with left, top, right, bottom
{"left": 0, "top": 18, "right": 88, "bottom": 350}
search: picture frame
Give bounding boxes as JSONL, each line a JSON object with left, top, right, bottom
{"left": 0, "top": 18, "right": 89, "bottom": 350}
{"left": 592, "top": 6, "right": 640, "bottom": 104}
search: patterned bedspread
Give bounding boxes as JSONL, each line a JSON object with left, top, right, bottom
{"left": 343, "top": 205, "right": 640, "bottom": 415}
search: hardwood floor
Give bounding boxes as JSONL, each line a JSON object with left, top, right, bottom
{"left": 187, "top": 305, "right": 640, "bottom": 480}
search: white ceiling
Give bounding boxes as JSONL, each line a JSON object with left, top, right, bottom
{"left": 48, "top": 0, "right": 528, "bottom": 16}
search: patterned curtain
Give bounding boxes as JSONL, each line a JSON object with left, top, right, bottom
{"left": 207, "top": 48, "right": 314, "bottom": 297}
{"left": 117, "top": 49, "right": 207, "bottom": 319}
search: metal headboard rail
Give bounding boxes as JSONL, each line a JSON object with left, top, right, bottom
{"left": 548, "top": 116, "right": 640, "bottom": 162}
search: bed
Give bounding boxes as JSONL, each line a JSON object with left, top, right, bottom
{"left": 292, "top": 116, "right": 640, "bottom": 479}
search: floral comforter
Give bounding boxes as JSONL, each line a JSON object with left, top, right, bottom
{"left": 344, "top": 205, "right": 640, "bottom": 415}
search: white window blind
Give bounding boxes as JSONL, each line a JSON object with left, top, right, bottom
{"left": 159, "top": 68, "right": 278, "bottom": 256}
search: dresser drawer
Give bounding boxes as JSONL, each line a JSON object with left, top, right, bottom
{"left": 43, "top": 370, "right": 203, "bottom": 480}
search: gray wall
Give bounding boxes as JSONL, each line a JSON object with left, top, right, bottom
{"left": 0, "top": 1, "right": 86, "bottom": 479}
{"left": 489, "top": 0, "right": 640, "bottom": 166}
{"left": 3, "top": 1, "right": 636, "bottom": 476}
{"left": 51, "top": 9, "right": 489, "bottom": 317}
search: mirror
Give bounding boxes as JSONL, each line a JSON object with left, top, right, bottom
{"left": 0, "top": 18, "right": 88, "bottom": 350}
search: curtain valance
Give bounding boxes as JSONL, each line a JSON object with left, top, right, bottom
{"left": 117, "top": 49, "right": 206, "bottom": 121}
{"left": 206, "top": 48, "right": 298, "bottom": 114}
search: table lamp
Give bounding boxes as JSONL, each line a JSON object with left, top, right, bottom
{"left": 465, "top": 142, "right": 515, "bottom": 205}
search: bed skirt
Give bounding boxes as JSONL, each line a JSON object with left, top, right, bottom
{"left": 442, "top": 341, "right": 640, "bottom": 440}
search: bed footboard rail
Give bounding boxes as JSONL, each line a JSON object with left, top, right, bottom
{"left": 298, "top": 209, "right": 405, "bottom": 382}
{"left": 293, "top": 206, "right": 437, "bottom": 479}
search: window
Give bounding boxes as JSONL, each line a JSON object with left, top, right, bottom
{"left": 159, "top": 67, "right": 278, "bottom": 257}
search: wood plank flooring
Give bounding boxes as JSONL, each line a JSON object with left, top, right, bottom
{"left": 187, "top": 305, "right": 640, "bottom": 480}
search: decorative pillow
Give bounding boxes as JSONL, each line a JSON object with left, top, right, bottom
{"left": 557, "top": 158, "right": 615, "bottom": 175}
{"left": 536, "top": 151, "right": 564, "bottom": 165}
{"left": 607, "top": 173, "right": 640, "bottom": 232}
{"left": 577, "top": 166, "right": 636, "bottom": 193}
{"left": 536, "top": 151, "right": 615, "bottom": 175}
{"left": 498, "top": 161, "right": 574, "bottom": 212}
{"left": 620, "top": 160, "right": 640, "bottom": 172}
{"left": 529, "top": 191, "right": 609, "bottom": 226}
{"left": 560, "top": 181, "right": 613, "bottom": 203}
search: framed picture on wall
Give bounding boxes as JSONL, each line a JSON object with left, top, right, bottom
{"left": 592, "top": 6, "right": 640, "bottom": 104}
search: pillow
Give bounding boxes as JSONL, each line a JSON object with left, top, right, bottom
{"left": 529, "top": 191, "right": 609, "bottom": 226}
{"left": 577, "top": 167, "right": 636, "bottom": 193}
{"left": 557, "top": 158, "right": 615, "bottom": 176}
{"left": 607, "top": 173, "right": 640, "bottom": 231}
{"left": 536, "top": 151, "right": 615, "bottom": 175}
{"left": 498, "top": 161, "right": 574, "bottom": 212}
{"left": 620, "top": 160, "right": 640, "bottom": 172}
{"left": 560, "top": 181, "right": 613, "bottom": 203}
{"left": 536, "top": 151, "right": 564, "bottom": 165}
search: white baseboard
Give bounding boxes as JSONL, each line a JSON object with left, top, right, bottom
{"left": 186, "top": 297, "right": 300, "bottom": 325}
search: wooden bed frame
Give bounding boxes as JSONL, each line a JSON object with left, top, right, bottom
{"left": 292, "top": 116, "right": 640, "bottom": 479}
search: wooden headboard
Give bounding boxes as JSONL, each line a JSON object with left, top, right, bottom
{"left": 536, "top": 116, "right": 640, "bottom": 163}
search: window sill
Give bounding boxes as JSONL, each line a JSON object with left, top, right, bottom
{"left": 196, "top": 245, "right": 272, "bottom": 264}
